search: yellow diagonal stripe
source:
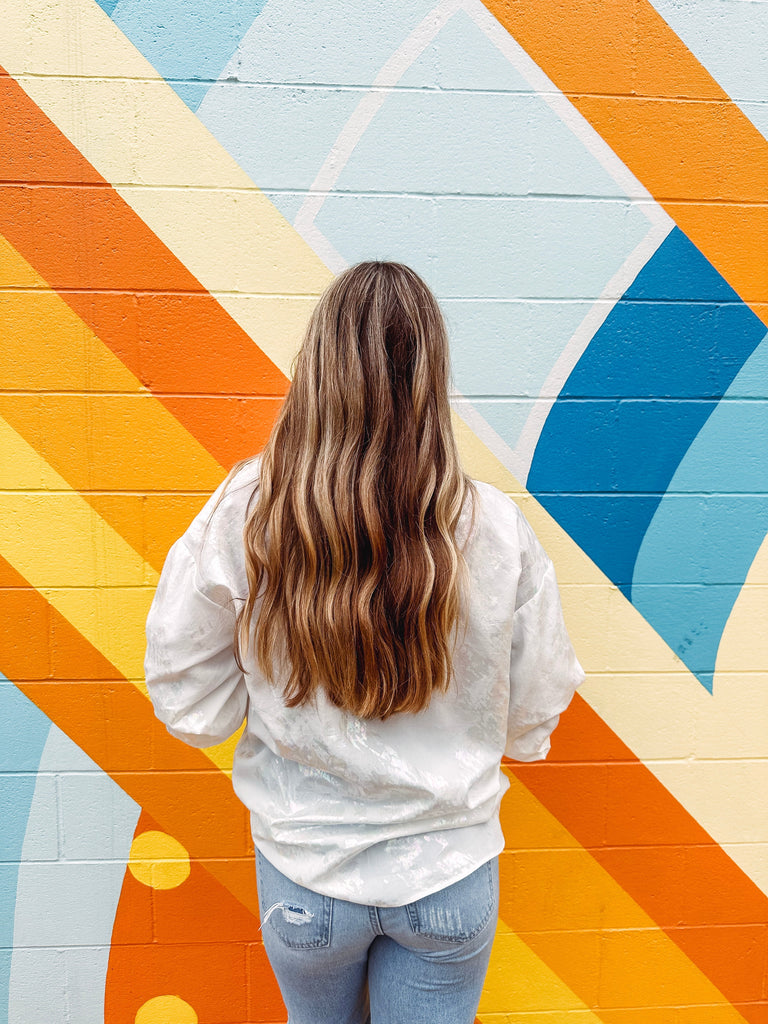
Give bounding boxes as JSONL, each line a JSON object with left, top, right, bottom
{"left": 0, "top": 233, "right": 139, "bottom": 392}
{"left": 479, "top": 919, "right": 603, "bottom": 1021}
{"left": 487, "top": 776, "right": 748, "bottom": 1023}
{"left": 0, "top": 231, "right": 226, "bottom": 564}
{"left": 0, "top": 416, "right": 238, "bottom": 771}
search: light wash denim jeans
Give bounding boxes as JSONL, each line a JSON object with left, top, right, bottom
{"left": 256, "top": 849, "right": 499, "bottom": 1024}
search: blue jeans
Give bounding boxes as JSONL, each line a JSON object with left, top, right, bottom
{"left": 255, "top": 850, "right": 498, "bottom": 1024}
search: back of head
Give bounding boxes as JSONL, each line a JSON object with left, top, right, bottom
{"left": 238, "top": 260, "right": 475, "bottom": 719}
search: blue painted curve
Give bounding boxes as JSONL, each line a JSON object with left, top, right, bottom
{"left": 631, "top": 331, "right": 768, "bottom": 690}
{"left": 528, "top": 228, "right": 767, "bottom": 602}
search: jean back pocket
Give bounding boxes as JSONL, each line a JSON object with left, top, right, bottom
{"left": 405, "top": 859, "right": 496, "bottom": 943}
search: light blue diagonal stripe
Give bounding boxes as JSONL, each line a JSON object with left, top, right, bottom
{"left": 632, "top": 331, "right": 768, "bottom": 690}
{"left": 106, "top": 0, "right": 268, "bottom": 110}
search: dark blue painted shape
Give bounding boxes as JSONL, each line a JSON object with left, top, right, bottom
{"left": 528, "top": 226, "right": 766, "bottom": 602}
{"left": 534, "top": 493, "right": 661, "bottom": 595}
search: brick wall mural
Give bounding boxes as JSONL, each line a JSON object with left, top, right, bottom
{"left": 1, "top": 0, "right": 767, "bottom": 1021}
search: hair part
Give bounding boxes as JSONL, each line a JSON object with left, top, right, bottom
{"left": 236, "top": 260, "right": 475, "bottom": 719}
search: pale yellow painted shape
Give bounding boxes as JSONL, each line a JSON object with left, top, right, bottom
{"left": 2, "top": 2, "right": 332, "bottom": 376}
{"left": 134, "top": 995, "right": 198, "bottom": 1024}
{"left": 129, "top": 830, "right": 191, "bottom": 889}
{"left": 716, "top": 530, "right": 768, "bottom": 674}
{"left": 115, "top": 183, "right": 332, "bottom": 303}
{"left": 210, "top": 292, "right": 320, "bottom": 378}
{"left": 453, "top": 416, "right": 768, "bottom": 896}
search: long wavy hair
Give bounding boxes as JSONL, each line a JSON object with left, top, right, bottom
{"left": 236, "top": 260, "right": 475, "bottom": 719}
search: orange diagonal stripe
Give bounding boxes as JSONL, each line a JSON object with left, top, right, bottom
{"left": 483, "top": 0, "right": 768, "bottom": 323}
{"left": 0, "top": 69, "right": 287, "bottom": 469}
{"left": 106, "top": 810, "right": 284, "bottom": 1024}
{"left": 508, "top": 695, "right": 768, "bottom": 1020}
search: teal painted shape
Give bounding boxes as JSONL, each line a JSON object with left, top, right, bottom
{"left": 199, "top": 0, "right": 651, "bottom": 434}
{"left": 397, "top": 7, "right": 543, "bottom": 91}
{"left": 198, "top": 0, "right": 442, "bottom": 206}
{"left": 108, "top": 0, "right": 268, "bottom": 111}
{"left": 0, "top": 679, "right": 51, "bottom": 1024}
{"left": 8, "top": 948, "right": 111, "bottom": 1024}
{"left": 336, "top": 11, "right": 632, "bottom": 200}
{"left": 199, "top": 85, "right": 364, "bottom": 204}
{"left": 632, "top": 332, "right": 768, "bottom": 689}
{"left": 0, "top": 680, "right": 51, "bottom": 774}
{"left": 216, "top": 0, "right": 441, "bottom": 86}
{"left": 0, "top": 949, "right": 9, "bottom": 1024}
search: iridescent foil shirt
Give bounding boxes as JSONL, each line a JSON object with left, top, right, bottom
{"left": 144, "top": 460, "right": 584, "bottom": 906}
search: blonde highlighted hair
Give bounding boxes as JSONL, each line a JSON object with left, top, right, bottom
{"left": 236, "top": 260, "right": 475, "bottom": 719}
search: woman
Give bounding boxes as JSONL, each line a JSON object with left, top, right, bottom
{"left": 145, "top": 260, "right": 584, "bottom": 1024}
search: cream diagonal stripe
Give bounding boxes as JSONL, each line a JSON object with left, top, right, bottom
{"left": 2, "top": 0, "right": 332, "bottom": 380}
{"left": 2, "top": 0, "right": 767, "bottom": 892}
{"left": 0, "top": 416, "right": 239, "bottom": 773}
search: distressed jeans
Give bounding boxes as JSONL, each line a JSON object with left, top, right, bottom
{"left": 255, "top": 849, "right": 499, "bottom": 1024}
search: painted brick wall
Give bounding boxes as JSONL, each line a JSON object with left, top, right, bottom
{"left": 1, "top": 1, "right": 767, "bottom": 1021}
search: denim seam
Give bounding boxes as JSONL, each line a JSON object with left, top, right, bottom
{"left": 368, "top": 905, "right": 383, "bottom": 936}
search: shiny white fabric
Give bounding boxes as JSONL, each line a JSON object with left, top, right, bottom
{"left": 144, "top": 459, "right": 584, "bottom": 906}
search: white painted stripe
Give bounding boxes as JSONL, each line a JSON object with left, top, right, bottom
{"left": 293, "top": 0, "right": 464, "bottom": 242}
{"left": 451, "top": 395, "right": 532, "bottom": 483}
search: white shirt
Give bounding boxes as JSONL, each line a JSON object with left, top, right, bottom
{"left": 144, "top": 458, "right": 584, "bottom": 906}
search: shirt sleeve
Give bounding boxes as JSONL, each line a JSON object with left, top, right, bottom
{"left": 504, "top": 510, "right": 585, "bottom": 762}
{"left": 144, "top": 530, "right": 248, "bottom": 749}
